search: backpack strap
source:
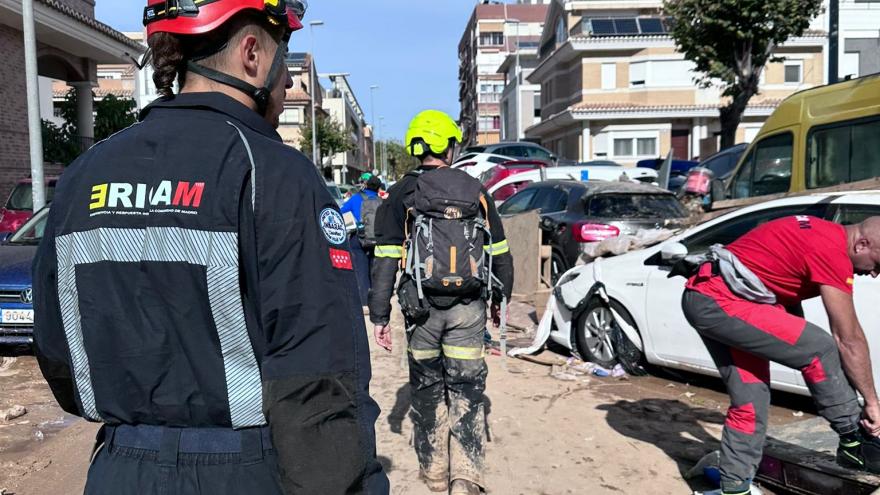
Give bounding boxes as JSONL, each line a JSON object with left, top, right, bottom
{"left": 479, "top": 194, "right": 490, "bottom": 230}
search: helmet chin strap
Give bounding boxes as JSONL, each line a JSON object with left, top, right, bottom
{"left": 186, "top": 38, "right": 288, "bottom": 116}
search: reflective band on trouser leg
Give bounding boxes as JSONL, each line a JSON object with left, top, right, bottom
{"left": 442, "top": 344, "right": 484, "bottom": 360}
{"left": 410, "top": 348, "right": 442, "bottom": 360}
{"left": 55, "top": 227, "right": 267, "bottom": 428}
{"left": 375, "top": 245, "right": 404, "bottom": 259}
{"left": 483, "top": 240, "right": 509, "bottom": 256}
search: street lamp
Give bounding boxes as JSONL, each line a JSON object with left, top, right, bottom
{"left": 379, "top": 116, "right": 388, "bottom": 178}
{"left": 309, "top": 20, "right": 324, "bottom": 168}
{"left": 506, "top": 18, "right": 523, "bottom": 141}
{"left": 370, "top": 85, "right": 379, "bottom": 174}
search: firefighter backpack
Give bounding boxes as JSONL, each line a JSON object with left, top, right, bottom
{"left": 404, "top": 167, "right": 495, "bottom": 300}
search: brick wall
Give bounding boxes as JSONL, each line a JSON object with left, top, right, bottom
{"left": 0, "top": 25, "right": 64, "bottom": 203}
{"left": 59, "top": 0, "right": 95, "bottom": 18}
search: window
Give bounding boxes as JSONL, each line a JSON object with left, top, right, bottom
{"left": 534, "top": 93, "right": 542, "bottom": 119}
{"left": 784, "top": 61, "right": 803, "bottom": 84}
{"left": 601, "top": 63, "right": 617, "bottom": 90}
{"left": 587, "top": 194, "right": 686, "bottom": 219}
{"left": 525, "top": 146, "right": 552, "bottom": 161}
{"left": 532, "top": 187, "right": 569, "bottom": 213}
{"left": 478, "top": 116, "right": 501, "bottom": 132}
{"left": 479, "top": 32, "right": 504, "bottom": 46}
{"left": 832, "top": 205, "right": 880, "bottom": 226}
{"left": 279, "top": 108, "right": 302, "bottom": 125}
{"left": 555, "top": 17, "right": 567, "bottom": 47}
{"left": 703, "top": 154, "right": 738, "bottom": 179}
{"left": 498, "top": 188, "right": 538, "bottom": 214}
{"left": 629, "top": 62, "right": 646, "bottom": 87}
{"left": 808, "top": 118, "right": 880, "bottom": 189}
{"left": 731, "top": 133, "right": 793, "bottom": 198}
{"left": 683, "top": 204, "right": 828, "bottom": 254}
{"left": 495, "top": 146, "right": 528, "bottom": 158}
{"left": 6, "top": 183, "right": 55, "bottom": 211}
{"left": 612, "top": 135, "right": 657, "bottom": 158}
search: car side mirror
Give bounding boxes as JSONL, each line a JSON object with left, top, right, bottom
{"left": 540, "top": 216, "right": 558, "bottom": 231}
{"left": 660, "top": 242, "right": 688, "bottom": 262}
{"left": 710, "top": 178, "right": 727, "bottom": 206}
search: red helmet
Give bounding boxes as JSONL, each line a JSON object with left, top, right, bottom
{"left": 144, "top": 0, "right": 305, "bottom": 37}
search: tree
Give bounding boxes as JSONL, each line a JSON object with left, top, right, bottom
{"left": 664, "top": 0, "right": 823, "bottom": 149}
{"left": 381, "top": 140, "right": 420, "bottom": 179}
{"left": 298, "top": 114, "right": 355, "bottom": 163}
{"left": 42, "top": 88, "right": 138, "bottom": 165}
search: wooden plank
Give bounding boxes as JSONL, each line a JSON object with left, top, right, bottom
{"left": 501, "top": 211, "right": 542, "bottom": 297}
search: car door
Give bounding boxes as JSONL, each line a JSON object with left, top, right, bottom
{"left": 496, "top": 187, "right": 539, "bottom": 215}
{"left": 800, "top": 202, "right": 880, "bottom": 389}
{"left": 643, "top": 203, "right": 828, "bottom": 386}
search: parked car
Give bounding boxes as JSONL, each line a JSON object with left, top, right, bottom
{"left": 498, "top": 180, "right": 686, "bottom": 284}
{"left": 715, "top": 73, "right": 880, "bottom": 205}
{"left": 682, "top": 143, "right": 748, "bottom": 201}
{"left": 487, "top": 166, "right": 659, "bottom": 200}
{"left": 636, "top": 158, "right": 700, "bottom": 193}
{"left": 461, "top": 141, "right": 556, "bottom": 165}
{"left": 0, "top": 178, "right": 57, "bottom": 234}
{"left": 480, "top": 160, "right": 547, "bottom": 202}
{"left": 452, "top": 153, "right": 516, "bottom": 178}
{"left": 325, "top": 181, "right": 345, "bottom": 207}
{"left": 539, "top": 191, "right": 880, "bottom": 396}
{"left": 0, "top": 207, "right": 48, "bottom": 346}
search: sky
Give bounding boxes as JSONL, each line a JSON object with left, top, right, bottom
{"left": 96, "top": 0, "right": 484, "bottom": 141}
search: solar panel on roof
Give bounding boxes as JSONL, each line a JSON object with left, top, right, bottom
{"left": 590, "top": 19, "right": 616, "bottom": 36}
{"left": 638, "top": 18, "right": 665, "bottom": 34}
{"left": 614, "top": 18, "right": 639, "bottom": 35}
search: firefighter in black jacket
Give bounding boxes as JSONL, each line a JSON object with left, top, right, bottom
{"left": 369, "top": 110, "right": 514, "bottom": 495}
{"left": 32, "top": 1, "right": 388, "bottom": 493}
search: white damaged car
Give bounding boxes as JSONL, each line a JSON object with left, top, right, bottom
{"left": 522, "top": 192, "right": 880, "bottom": 396}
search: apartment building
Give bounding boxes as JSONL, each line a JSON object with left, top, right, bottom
{"left": 526, "top": 0, "right": 831, "bottom": 165}
{"left": 0, "top": 0, "right": 144, "bottom": 196}
{"left": 458, "top": 1, "right": 549, "bottom": 146}
{"left": 323, "top": 74, "right": 369, "bottom": 184}
{"left": 498, "top": 42, "right": 541, "bottom": 140}
{"left": 277, "top": 52, "right": 324, "bottom": 152}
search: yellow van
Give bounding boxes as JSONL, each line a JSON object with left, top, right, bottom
{"left": 720, "top": 74, "right": 880, "bottom": 202}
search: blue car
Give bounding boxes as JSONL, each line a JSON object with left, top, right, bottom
{"left": 0, "top": 207, "right": 47, "bottom": 346}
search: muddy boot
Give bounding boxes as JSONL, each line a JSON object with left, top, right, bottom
{"left": 418, "top": 471, "right": 448, "bottom": 492}
{"left": 836, "top": 430, "right": 880, "bottom": 473}
{"left": 449, "top": 479, "right": 481, "bottom": 495}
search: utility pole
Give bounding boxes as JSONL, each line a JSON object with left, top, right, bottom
{"left": 23, "top": 0, "right": 46, "bottom": 211}
{"left": 309, "top": 20, "right": 324, "bottom": 168}
{"left": 370, "top": 85, "right": 379, "bottom": 173}
{"left": 829, "top": 0, "right": 839, "bottom": 84}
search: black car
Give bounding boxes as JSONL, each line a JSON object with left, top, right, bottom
{"left": 684, "top": 143, "right": 749, "bottom": 203}
{"left": 498, "top": 180, "right": 688, "bottom": 283}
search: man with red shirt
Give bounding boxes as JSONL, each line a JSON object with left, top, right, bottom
{"left": 682, "top": 215, "right": 880, "bottom": 495}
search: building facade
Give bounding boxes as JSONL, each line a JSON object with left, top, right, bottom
{"left": 323, "top": 74, "right": 369, "bottom": 184}
{"left": 277, "top": 52, "right": 324, "bottom": 152}
{"left": 0, "top": 0, "right": 144, "bottom": 198}
{"left": 458, "top": 1, "right": 549, "bottom": 146}
{"left": 526, "top": 0, "right": 829, "bottom": 165}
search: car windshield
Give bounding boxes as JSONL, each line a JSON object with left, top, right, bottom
{"left": 587, "top": 194, "right": 686, "bottom": 219}
{"left": 8, "top": 207, "right": 49, "bottom": 245}
{"left": 325, "top": 183, "right": 343, "bottom": 202}
{"left": 6, "top": 183, "right": 55, "bottom": 211}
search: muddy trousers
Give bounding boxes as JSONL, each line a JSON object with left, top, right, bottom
{"left": 407, "top": 299, "right": 488, "bottom": 488}
{"left": 682, "top": 289, "right": 861, "bottom": 492}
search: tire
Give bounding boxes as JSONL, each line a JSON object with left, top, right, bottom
{"left": 574, "top": 298, "right": 647, "bottom": 375}
{"left": 550, "top": 251, "right": 567, "bottom": 287}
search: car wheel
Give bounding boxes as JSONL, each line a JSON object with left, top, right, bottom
{"left": 550, "top": 251, "right": 567, "bottom": 286}
{"left": 574, "top": 299, "right": 618, "bottom": 368}
{"left": 575, "top": 298, "right": 648, "bottom": 375}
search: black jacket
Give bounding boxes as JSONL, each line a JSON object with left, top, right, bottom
{"left": 32, "top": 93, "right": 387, "bottom": 493}
{"left": 367, "top": 166, "right": 514, "bottom": 326}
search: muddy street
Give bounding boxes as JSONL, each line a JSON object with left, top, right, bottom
{"left": 0, "top": 315, "right": 816, "bottom": 495}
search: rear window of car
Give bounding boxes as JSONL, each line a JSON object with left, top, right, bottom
{"left": 6, "top": 183, "right": 55, "bottom": 211}
{"left": 587, "top": 193, "right": 686, "bottom": 219}
{"left": 463, "top": 146, "right": 486, "bottom": 154}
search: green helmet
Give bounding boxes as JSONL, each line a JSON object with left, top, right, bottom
{"left": 359, "top": 172, "right": 373, "bottom": 183}
{"left": 405, "top": 110, "right": 463, "bottom": 158}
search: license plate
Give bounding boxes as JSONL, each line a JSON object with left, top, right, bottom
{"left": 2, "top": 309, "right": 34, "bottom": 324}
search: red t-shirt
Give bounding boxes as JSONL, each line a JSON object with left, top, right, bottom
{"left": 716, "top": 216, "right": 854, "bottom": 306}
